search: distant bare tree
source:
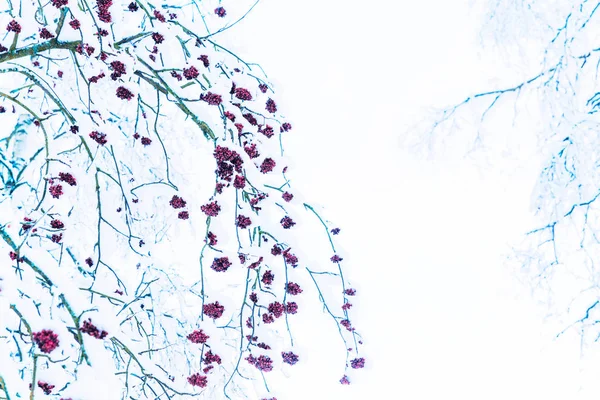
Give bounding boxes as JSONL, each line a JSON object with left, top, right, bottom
{"left": 421, "top": 0, "right": 600, "bottom": 346}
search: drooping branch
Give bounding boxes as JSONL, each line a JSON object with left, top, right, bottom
{"left": 0, "top": 1, "right": 365, "bottom": 397}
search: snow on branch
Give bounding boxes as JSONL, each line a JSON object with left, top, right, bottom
{"left": 0, "top": 1, "right": 365, "bottom": 399}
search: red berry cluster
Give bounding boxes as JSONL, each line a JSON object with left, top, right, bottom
{"left": 58, "top": 172, "right": 77, "bottom": 186}
{"left": 187, "top": 373, "right": 207, "bottom": 388}
{"left": 89, "top": 131, "right": 108, "bottom": 145}
{"left": 203, "top": 301, "right": 225, "bottom": 319}
{"left": 96, "top": 0, "right": 113, "bottom": 23}
{"left": 183, "top": 66, "right": 199, "bottom": 80}
{"left": 198, "top": 55, "right": 210, "bottom": 67}
{"left": 266, "top": 98, "right": 277, "bottom": 113}
{"left": 187, "top": 329, "right": 209, "bottom": 344}
{"left": 37, "top": 381, "right": 55, "bottom": 395}
{"left": 32, "top": 330, "right": 60, "bottom": 353}
{"left": 214, "top": 7, "right": 226, "bottom": 17}
{"left": 80, "top": 319, "right": 108, "bottom": 339}
{"left": 260, "top": 158, "right": 276, "bottom": 174}
{"left": 281, "top": 351, "right": 299, "bottom": 365}
{"left": 6, "top": 20, "right": 21, "bottom": 33}
{"left": 286, "top": 282, "right": 303, "bottom": 295}
{"left": 116, "top": 86, "right": 134, "bottom": 100}
{"left": 201, "top": 201, "right": 221, "bottom": 217}
{"left": 109, "top": 61, "right": 126, "bottom": 80}
{"left": 245, "top": 354, "right": 273, "bottom": 372}
{"left": 234, "top": 87, "right": 253, "bottom": 101}
{"left": 280, "top": 216, "right": 296, "bottom": 229}
{"left": 200, "top": 92, "right": 222, "bottom": 105}
{"left": 169, "top": 195, "right": 186, "bottom": 209}
{"left": 49, "top": 184, "right": 63, "bottom": 199}
{"left": 40, "top": 28, "right": 55, "bottom": 39}
{"left": 210, "top": 256, "right": 232, "bottom": 272}
{"left": 236, "top": 215, "right": 252, "bottom": 229}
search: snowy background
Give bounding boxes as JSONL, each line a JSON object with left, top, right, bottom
{"left": 1, "top": 0, "right": 599, "bottom": 398}
{"left": 218, "top": 0, "right": 600, "bottom": 398}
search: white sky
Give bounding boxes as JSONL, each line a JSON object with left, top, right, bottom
{"left": 218, "top": 0, "right": 600, "bottom": 398}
